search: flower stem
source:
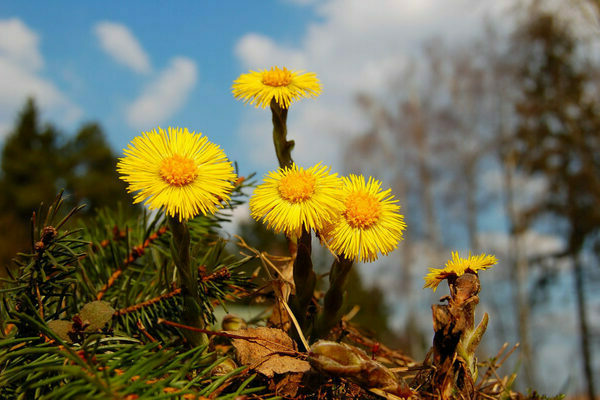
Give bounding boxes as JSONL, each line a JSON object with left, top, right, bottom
{"left": 291, "top": 229, "right": 316, "bottom": 330}
{"left": 269, "top": 99, "right": 317, "bottom": 336}
{"left": 313, "top": 255, "right": 353, "bottom": 339}
{"left": 270, "top": 99, "right": 294, "bottom": 169}
{"left": 168, "top": 216, "right": 208, "bottom": 348}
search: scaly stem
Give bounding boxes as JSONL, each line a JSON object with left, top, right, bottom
{"left": 313, "top": 255, "right": 353, "bottom": 339}
{"left": 270, "top": 99, "right": 294, "bottom": 169}
{"left": 168, "top": 216, "right": 207, "bottom": 348}
{"left": 270, "top": 99, "right": 317, "bottom": 335}
{"left": 291, "top": 229, "right": 316, "bottom": 330}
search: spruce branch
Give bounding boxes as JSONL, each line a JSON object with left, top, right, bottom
{"left": 114, "top": 288, "right": 182, "bottom": 317}
{"left": 96, "top": 225, "right": 168, "bottom": 300}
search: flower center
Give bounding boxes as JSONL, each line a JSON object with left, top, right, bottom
{"left": 344, "top": 191, "right": 382, "bottom": 229}
{"left": 159, "top": 154, "right": 197, "bottom": 186}
{"left": 278, "top": 171, "right": 316, "bottom": 203}
{"left": 262, "top": 67, "right": 293, "bottom": 87}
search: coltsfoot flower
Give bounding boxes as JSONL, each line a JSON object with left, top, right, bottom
{"left": 232, "top": 66, "right": 321, "bottom": 109}
{"left": 249, "top": 163, "right": 344, "bottom": 237}
{"left": 117, "top": 127, "right": 236, "bottom": 221}
{"left": 424, "top": 252, "right": 498, "bottom": 292}
{"left": 321, "top": 175, "right": 406, "bottom": 263}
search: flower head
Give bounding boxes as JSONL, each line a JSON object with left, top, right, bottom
{"left": 321, "top": 175, "right": 406, "bottom": 263}
{"left": 232, "top": 66, "right": 321, "bottom": 109}
{"left": 423, "top": 252, "right": 498, "bottom": 292}
{"left": 250, "top": 163, "right": 344, "bottom": 237}
{"left": 117, "top": 127, "right": 236, "bottom": 221}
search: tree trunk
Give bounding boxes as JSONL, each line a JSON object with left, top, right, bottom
{"left": 411, "top": 96, "right": 441, "bottom": 248}
{"left": 502, "top": 151, "right": 535, "bottom": 388}
{"left": 464, "top": 154, "right": 479, "bottom": 252}
{"left": 573, "top": 252, "right": 596, "bottom": 400}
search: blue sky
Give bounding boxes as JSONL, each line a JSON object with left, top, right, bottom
{"left": 0, "top": 0, "right": 509, "bottom": 179}
{"left": 0, "top": 1, "right": 317, "bottom": 177}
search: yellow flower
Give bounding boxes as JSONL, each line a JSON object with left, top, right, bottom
{"left": 321, "top": 175, "right": 406, "bottom": 263}
{"left": 117, "top": 127, "right": 236, "bottom": 221}
{"left": 423, "top": 252, "right": 498, "bottom": 292}
{"left": 232, "top": 66, "right": 321, "bottom": 109}
{"left": 249, "top": 163, "right": 344, "bottom": 237}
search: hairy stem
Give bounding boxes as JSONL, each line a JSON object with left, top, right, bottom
{"left": 291, "top": 229, "right": 315, "bottom": 330}
{"left": 270, "top": 99, "right": 294, "bottom": 169}
{"left": 168, "top": 216, "right": 207, "bottom": 348}
{"left": 314, "top": 256, "right": 353, "bottom": 339}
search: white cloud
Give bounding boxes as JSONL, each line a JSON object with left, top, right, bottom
{"left": 94, "top": 21, "right": 151, "bottom": 74}
{"left": 234, "top": 34, "right": 306, "bottom": 69}
{"left": 0, "top": 18, "right": 43, "bottom": 71}
{"left": 233, "top": 0, "right": 516, "bottom": 171}
{"left": 126, "top": 57, "right": 197, "bottom": 129}
{"left": 0, "top": 18, "right": 82, "bottom": 139}
{"left": 478, "top": 229, "right": 564, "bottom": 261}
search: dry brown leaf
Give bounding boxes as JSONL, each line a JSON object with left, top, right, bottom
{"left": 270, "top": 372, "right": 304, "bottom": 398}
{"left": 230, "top": 327, "right": 310, "bottom": 378}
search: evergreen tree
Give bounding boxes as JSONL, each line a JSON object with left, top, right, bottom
{"left": 61, "top": 122, "right": 130, "bottom": 214}
{"left": 0, "top": 99, "right": 133, "bottom": 272}
{"left": 0, "top": 99, "right": 62, "bottom": 220}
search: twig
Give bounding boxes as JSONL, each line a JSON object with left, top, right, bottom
{"left": 96, "top": 226, "right": 168, "bottom": 300}
{"left": 477, "top": 391, "right": 499, "bottom": 400}
{"left": 476, "top": 342, "right": 510, "bottom": 390}
{"left": 114, "top": 288, "right": 182, "bottom": 317}
{"left": 281, "top": 300, "right": 309, "bottom": 352}
{"left": 157, "top": 318, "right": 302, "bottom": 355}
{"left": 201, "top": 267, "right": 230, "bottom": 282}
{"left": 136, "top": 319, "right": 162, "bottom": 349}
{"left": 235, "top": 235, "right": 309, "bottom": 350}
{"left": 497, "top": 343, "right": 519, "bottom": 368}
{"left": 344, "top": 324, "right": 414, "bottom": 366}
{"left": 342, "top": 305, "right": 360, "bottom": 322}
{"left": 97, "top": 270, "right": 123, "bottom": 301}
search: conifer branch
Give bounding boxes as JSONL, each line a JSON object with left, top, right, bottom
{"left": 114, "top": 288, "right": 182, "bottom": 317}
{"left": 96, "top": 225, "right": 168, "bottom": 300}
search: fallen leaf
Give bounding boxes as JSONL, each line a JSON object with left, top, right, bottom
{"left": 230, "top": 327, "right": 310, "bottom": 377}
{"left": 270, "top": 372, "right": 304, "bottom": 398}
{"left": 47, "top": 320, "right": 74, "bottom": 343}
{"left": 79, "top": 300, "right": 115, "bottom": 331}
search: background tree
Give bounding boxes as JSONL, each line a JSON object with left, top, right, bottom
{"left": 0, "top": 99, "right": 133, "bottom": 273}
{"left": 345, "top": 39, "right": 503, "bottom": 360}
{"left": 511, "top": 10, "right": 600, "bottom": 399}
{"left": 0, "top": 99, "right": 62, "bottom": 221}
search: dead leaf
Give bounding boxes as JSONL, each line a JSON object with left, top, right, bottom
{"left": 230, "top": 327, "right": 310, "bottom": 378}
{"left": 270, "top": 372, "right": 304, "bottom": 398}
{"left": 79, "top": 300, "right": 115, "bottom": 331}
{"left": 47, "top": 320, "right": 74, "bottom": 343}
